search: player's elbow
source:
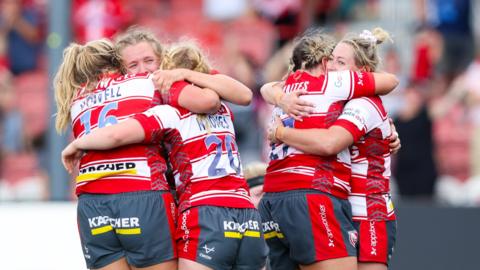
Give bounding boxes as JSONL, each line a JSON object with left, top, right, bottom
{"left": 312, "top": 138, "right": 340, "bottom": 156}
{"left": 237, "top": 89, "right": 253, "bottom": 106}
{"left": 204, "top": 96, "right": 221, "bottom": 114}
{"left": 260, "top": 83, "right": 272, "bottom": 102}
{"left": 385, "top": 74, "right": 399, "bottom": 93}
{"left": 376, "top": 73, "right": 399, "bottom": 95}
{"left": 107, "top": 131, "right": 128, "bottom": 147}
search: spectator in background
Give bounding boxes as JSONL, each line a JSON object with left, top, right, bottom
{"left": 416, "top": 0, "right": 474, "bottom": 82}
{"left": 0, "top": 0, "right": 43, "bottom": 75}
{"left": 411, "top": 26, "right": 444, "bottom": 82}
{"left": 381, "top": 46, "right": 407, "bottom": 119}
{"left": 394, "top": 81, "right": 438, "bottom": 200}
{"left": 252, "top": 0, "right": 305, "bottom": 47}
{"left": 0, "top": 68, "right": 23, "bottom": 153}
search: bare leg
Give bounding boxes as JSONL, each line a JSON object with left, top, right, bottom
{"left": 95, "top": 257, "right": 131, "bottom": 270}
{"left": 358, "top": 262, "right": 387, "bottom": 270}
{"left": 178, "top": 258, "right": 213, "bottom": 270}
{"left": 299, "top": 256, "right": 357, "bottom": 270}
{"left": 131, "top": 259, "right": 178, "bottom": 270}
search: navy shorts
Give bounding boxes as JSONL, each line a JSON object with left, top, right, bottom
{"left": 258, "top": 190, "right": 357, "bottom": 269}
{"left": 177, "top": 206, "right": 268, "bottom": 270}
{"left": 77, "top": 191, "right": 177, "bottom": 269}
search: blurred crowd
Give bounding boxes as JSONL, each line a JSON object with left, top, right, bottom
{"left": 0, "top": 0, "right": 479, "bottom": 206}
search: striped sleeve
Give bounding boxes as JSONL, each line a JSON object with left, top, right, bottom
{"left": 323, "top": 70, "right": 374, "bottom": 100}
{"left": 333, "top": 98, "right": 383, "bottom": 142}
{"left": 133, "top": 105, "right": 180, "bottom": 143}
{"left": 350, "top": 71, "right": 375, "bottom": 98}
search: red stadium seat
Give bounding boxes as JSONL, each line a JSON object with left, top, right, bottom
{"left": 1, "top": 152, "right": 39, "bottom": 184}
{"left": 227, "top": 17, "right": 276, "bottom": 66}
{"left": 13, "top": 70, "right": 49, "bottom": 139}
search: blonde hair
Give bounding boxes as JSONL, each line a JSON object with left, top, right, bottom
{"left": 161, "top": 41, "right": 211, "bottom": 73}
{"left": 162, "top": 41, "right": 213, "bottom": 130}
{"left": 288, "top": 28, "right": 336, "bottom": 74}
{"left": 54, "top": 39, "right": 118, "bottom": 133}
{"left": 114, "top": 26, "right": 164, "bottom": 73}
{"left": 341, "top": 27, "right": 392, "bottom": 71}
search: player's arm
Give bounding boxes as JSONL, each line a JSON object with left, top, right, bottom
{"left": 61, "top": 119, "right": 145, "bottom": 173}
{"left": 184, "top": 70, "right": 253, "bottom": 105}
{"left": 153, "top": 68, "right": 253, "bottom": 106}
{"left": 260, "top": 81, "right": 315, "bottom": 120}
{"left": 371, "top": 72, "right": 399, "bottom": 95}
{"left": 177, "top": 84, "right": 221, "bottom": 114}
{"left": 268, "top": 116, "right": 354, "bottom": 156}
{"left": 335, "top": 70, "right": 398, "bottom": 98}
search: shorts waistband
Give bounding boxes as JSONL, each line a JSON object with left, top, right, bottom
{"left": 263, "top": 189, "right": 346, "bottom": 201}
{"left": 79, "top": 190, "right": 168, "bottom": 200}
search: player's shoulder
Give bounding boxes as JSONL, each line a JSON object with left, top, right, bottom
{"left": 346, "top": 96, "right": 387, "bottom": 118}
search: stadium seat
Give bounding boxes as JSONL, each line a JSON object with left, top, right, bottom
{"left": 13, "top": 70, "right": 49, "bottom": 139}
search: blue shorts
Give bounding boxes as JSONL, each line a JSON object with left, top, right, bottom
{"left": 258, "top": 189, "right": 357, "bottom": 269}
{"left": 177, "top": 206, "right": 268, "bottom": 270}
{"left": 77, "top": 191, "right": 177, "bottom": 269}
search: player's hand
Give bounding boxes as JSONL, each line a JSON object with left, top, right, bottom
{"left": 61, "top": 142, "right": 84, "bottom": 174}
{"left": 267, "top": 116, "right": 284, "bottom": 144}
{"left": 278, "top": 91, "right": 314, "bottom": 121}
{"left": 152, "top": 69, "right": 186, "bottom": 94}
{"left": 387, "top": 118, "right": 401, "bottom": 154}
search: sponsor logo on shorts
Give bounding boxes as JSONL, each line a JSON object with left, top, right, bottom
{"left": 348, "top": 230, "right": 358, "bottom": 247}
{"left": 202, "top": 244, "right": 215, "bottom": 254}
{"left": 181, "top": 210, "right": 191, "bottom": 253}
{"left": 170, "top": 202, "right": 176, "bottom": 225}
{"left": 199, "top": 253, "right": 212, "bottom": 260}
{"left": 199, "top": 244, "right": 215, "bottom": 260}
{"left": 262, "top": 221, "right": 284, "bottom": 239}
{"left": 87, "top": 216, "right": 141, "bottom": 235}
{"left": 83, "top": 245, "right": 91, "bottom": 259}
{"left": 223, "top": 220, "right": 260, "bottom": 238}
{"left": 319, "top": 204, "right": 335, "bottom": 247}
{"left": 369, "top": 220, "right": 377, "bottom": 255}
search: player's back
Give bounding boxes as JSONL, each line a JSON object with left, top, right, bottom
{"left": 70, "top": 73, "right": 169, "bottom": 195}
{"left": 265, "top": 70, "right": 376, "bottom": 199}
{"left": 134, "top": 102, "right": 254, "bottom": 212}
{"left": 338, "top": 96, "right": 395, "bottom": 221}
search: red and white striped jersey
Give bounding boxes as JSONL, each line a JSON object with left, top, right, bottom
{"left": 134, "top": 101, "right": 254, "bottom": 212}
{"left": 70, "top": 73, "right": 170, "bottom": 195}
{"left": 264, "top": 70, "right": 376, "bottom": 199}
{"left": 334, "top": 96, "right": 395, "bottom": 221}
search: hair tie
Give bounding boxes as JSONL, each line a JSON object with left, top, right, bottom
{"left": 359, "top": 30, "right": 377, "bottom": 44}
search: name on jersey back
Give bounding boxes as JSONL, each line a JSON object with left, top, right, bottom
{"left": 79, "top": 86, "right": 122, "bottom": 110}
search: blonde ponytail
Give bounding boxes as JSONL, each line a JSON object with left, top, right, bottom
{"left": 54, "top": 44, "right": 84, "bottom": 133}
{"left": 54, "top": 39, "right": 118, "bottom": 133}
{"left": 341, "top": 27, "right": 393, "bottom": 71}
